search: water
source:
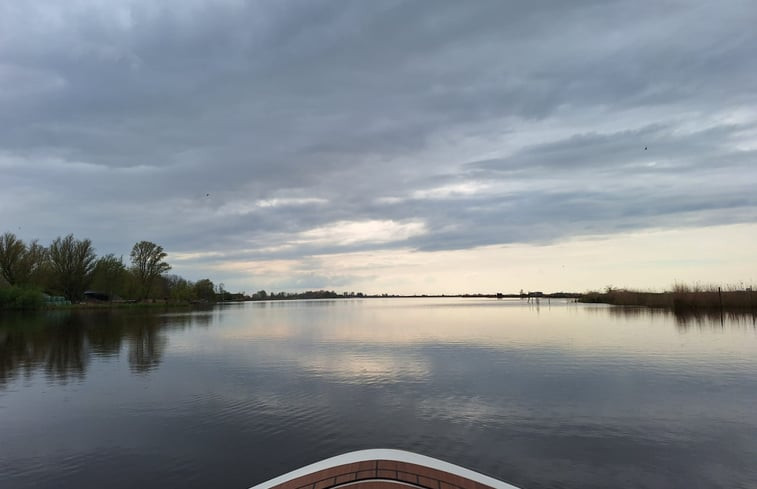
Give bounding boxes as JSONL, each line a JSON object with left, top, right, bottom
{"left": 1, "top": 299, "right": 756, "bottom": 489}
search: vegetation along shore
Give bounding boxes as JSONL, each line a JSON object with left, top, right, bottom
{"left": 580, "top": 284, "right": 757, "bottom": 314}
{"left": 0, "top": 232, "right": 221, "bottom": 310}
{"left": 2, "top": 230, "right": 754, "bottom": 316}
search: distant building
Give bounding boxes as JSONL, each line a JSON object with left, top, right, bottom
{"left": 84, "top": 290, "right": 110, "bottom": 302}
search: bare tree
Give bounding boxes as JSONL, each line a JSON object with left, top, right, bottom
{"left": 22, "top": 240, "right": 48, "bottom": 286}
{"left": 130, "top": 241, "right": 171, "bottom": 300}
{"left": 0, "top": 233, "right": 48, "bottom": 286}
{"left": 0, "top": 232, "right": 26, "bottom": 285}
{"left": 48, "top": 234, "right": 97, "bottom": 301}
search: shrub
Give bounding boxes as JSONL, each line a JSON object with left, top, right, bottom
{"left": 0, "top": 286, "right": 45, "bottom": 309}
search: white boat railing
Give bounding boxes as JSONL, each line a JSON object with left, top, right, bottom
{"left": 250, "top": 448, "right": 521, "bottom": 489}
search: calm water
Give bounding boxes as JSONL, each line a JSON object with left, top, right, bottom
{"left": 1, "top": 299, "right": 756, "bottom": 489}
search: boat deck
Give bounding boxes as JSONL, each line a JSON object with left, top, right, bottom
{"left": 252, "top": 450, "right": 519, "bottom": 489}
{"left": 267, "top": 459, "right": 492, "bottom": 489}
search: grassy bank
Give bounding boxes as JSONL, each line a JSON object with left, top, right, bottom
{"left": 580, "top": 284, "right": 757, "bottom": 313}
{"left": 0, "top": 286, "right": 210, "bottom": 310}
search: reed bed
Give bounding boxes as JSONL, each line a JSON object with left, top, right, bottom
{"left": 580, "top": 284, "right": 757, "bottom": 313}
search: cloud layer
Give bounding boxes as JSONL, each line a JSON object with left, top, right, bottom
{"left": 2, "top": 1, "right": 756, "bottom": 291}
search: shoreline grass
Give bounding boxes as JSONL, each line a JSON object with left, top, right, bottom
{"left": 0, "top": 286, "right": 214, "bottom": 311}
{"left": 579, "top": 284, "right": 757, "bottom": 314}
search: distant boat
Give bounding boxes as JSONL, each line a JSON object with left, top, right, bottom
{"left": 250, "top": 449, "right": 520, "bottom": 489}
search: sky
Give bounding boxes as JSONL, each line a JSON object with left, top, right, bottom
{"left": 1, "top": 0, "right": 756, "bottom": 295}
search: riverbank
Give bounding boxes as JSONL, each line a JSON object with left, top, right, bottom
{"left": 579, "top": 285, "right": 757, "bottom": 313}
{"left": 0, "top": 287, "right": 216, "bottom": 310}
{"left": 41, "top": 301, "right": 205, "bottom": 310}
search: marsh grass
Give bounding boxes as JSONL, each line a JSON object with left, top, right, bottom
{"left": 580, "top": 283, "right": 757, "bottom": 313}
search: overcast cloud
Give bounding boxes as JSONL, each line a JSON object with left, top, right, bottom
{"left": 2, "top": 0, "right": 756, "bottom": 292}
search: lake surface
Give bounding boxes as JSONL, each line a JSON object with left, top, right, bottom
{"left": 1, "top": 299, "right": 756, "bottom": 489}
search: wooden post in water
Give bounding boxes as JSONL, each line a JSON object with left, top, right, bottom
{"left": 718, "top": 286, "right": 724, "bottom": 326}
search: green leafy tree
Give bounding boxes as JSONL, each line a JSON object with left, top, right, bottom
{"left": 48, "top": 234, "right": 97, "bottom": 302}
{"left": 130, "top": 241, "right": 171, "bottom": 300}
{"left": 120, "top": 268, "right": 141, "bottom": 299}
{"left": 163, "top": 274, "right": 195, "bottom": 302}
{"left": 90, "top": 254, "right": 127, "bottom": 300}
{"left": 252, "top": 290, "right": 268, "bottom": 300}
{"left": 193, "top": 278, "right": 215, "bottom": 302}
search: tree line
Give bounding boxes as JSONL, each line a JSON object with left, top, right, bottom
{"left": 0, "top": 232, "right": 218, "bottom": 305}
{"left": 249, "top": 290, "right": 360, "bottom": 300}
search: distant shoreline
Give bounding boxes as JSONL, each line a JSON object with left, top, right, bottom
{"left": 1, "top": 292, "right": 579, "bottom": 311}
{"left": 3, "top": 287, "right": 755, "bottom": 315}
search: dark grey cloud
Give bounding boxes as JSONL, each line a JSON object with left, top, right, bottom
{"left": 1, "top": 0, "right": 756, "bottom": 288}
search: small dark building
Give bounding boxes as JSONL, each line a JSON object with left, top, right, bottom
{"left": 84, "top": 290, "right": 111, "bottom": 302}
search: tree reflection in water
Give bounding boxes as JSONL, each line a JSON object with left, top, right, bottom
{"left": 127, "top": 322, "right": 168, "bottom": 373}
{"left": 0, "top": 309, "right": 196, "bottom": 385}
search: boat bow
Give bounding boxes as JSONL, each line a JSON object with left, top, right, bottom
{"left": 250, "top": 449, "right": 521, "bottom": 489}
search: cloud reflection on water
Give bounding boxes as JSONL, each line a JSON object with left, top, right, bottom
{"left": 2, "top": 300, "right": 757, "bottom": 489}
{"left": 3, "top": 300, "right": 756, "bottom": 387}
